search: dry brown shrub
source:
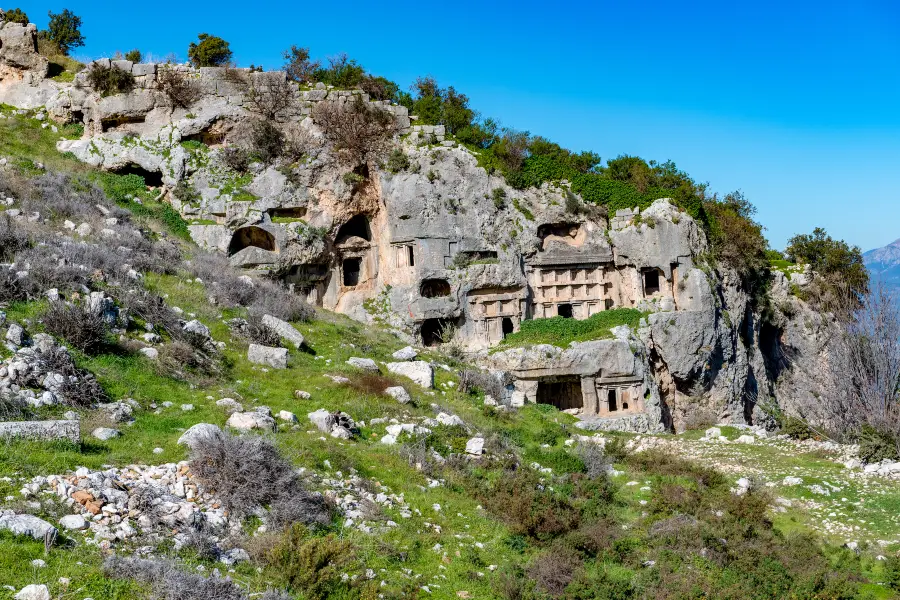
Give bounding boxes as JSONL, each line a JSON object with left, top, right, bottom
{"left": 311, "top": 95, "right": 397, "bottom": 165}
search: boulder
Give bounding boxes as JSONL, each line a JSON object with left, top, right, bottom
{"left": 92, "top": 427, "right": 121, "bottom": 441}
{"left": 294, "top": 390, "right": 311, "bottom": 399}
{"left": 392, "top": 346, "right": 418, "bottom": 361}
{"left": 0, "top": 420, "right": 80, "bottom": 443}
{"left": 704, "top": 427, "right": 721, "bottom": 440}
{"left": 177, "top": 423, "right": 223, "bottom": 448}
{"left": 436, "top": 413, "right": 465, "bottom": 427}
{"left": 384, "top": 386, "right": 411, "bottom": 404}
{"left": 385, "top": 361, "right": 434, "bottom": 388}
{"left": 278, "top": 410, "right": 298, "bottom": 423}
{"left": 247, "top": 344, "right": 288, "bottom": 369}
{"left": 139, "top": 347, "right": 159, "bottom": 360}
{"left": 183, "top": 319, "right": 211, "bottom": 338}
{"left": 15, "top": 585, "right": 50, "bottom": 600}
{"left": 58, "top": 514, "right": 88, "bottom": 530}
{"left": 227, "top": 411, "right": 276, "bottom": 432}
{"left": 465, "top": 437, "right": 485, "bottom": 456}
{"left": 308, "top": 409, "right": 336, "bottom": 433}
{"left": 347, "top": 357, "right": 379, "bottom": 371}
{"left": 0, "top": 514, "right": 57, "bottom": 540}
{"left": 261, "top": 314, "right": 305, "bottom": 349}
{"left": 215, "top": 398, "right": 244, "bottom": 414}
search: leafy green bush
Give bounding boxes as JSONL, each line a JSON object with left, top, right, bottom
{"left": 499, "top": 309, "right": 646, "bottom": 348}
{"left": 44, "top": 9, "right": 85, "bottom": 55}
{"left": 124, "top": 49, "right": 142, "bottom": 63}
{"left": 4, "top": 8, "right": 29, "bottom": 24}
{"left": 342, "top": 171, "right": 365, "bottom": 187}
{"left": 780, "top": 416, "right": 814, "bottom": 440}
{"left": 313, "top": 53, "right": 365, "bottom": 88}
{"left": 188, "top": 33, "right": 232, "bottom": 67}
{"left": 491, "top": 187, "right": 506, "bottom": 208}
{"left": 269, "top": 525, "right": 355, "bottom": 600}
{"left": 282, "top": 45, "right": 320, "bottom": 83}
{"left": 786, "top": 227, "right": 869, "bottom": 308}
{"left": 86, "top": 63, "right": 135, "bottom": 97}
{"left": 858, "top": 425, "right": 900, "bottom": 464}
{"left": 384, "top": 149, "right": 410, "bottom": 173}
{"left": 885, "top": 555, "right": 900, "bottom": 591}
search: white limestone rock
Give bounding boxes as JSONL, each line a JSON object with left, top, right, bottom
{"left": 384, "top": 386, "right": 411, "bottom": 404}
{"left": 261, "top": 314, "right": 305, "bottom": 349}
{"left": 227, "top": 411, "right": 276, "bottom": 432}
{"left": 347, "top": 357, "right": 379, "bottom": 371}
{"left": 385, "top": 361, "right": 434, "bottom": 388}
{"left": 247, "top": 344, "right": 288, "bottom": 369}
{"left": 392, "top": 346, "right": 418, "bottom": 361}
{"left": 177, "top": 423, "right": 222, "bottom": 448}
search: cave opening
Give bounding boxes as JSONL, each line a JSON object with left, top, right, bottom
{"left": 112, "top": 163, "right": 163, "bottom": 187}
{"left": 421, "top": 279, "right": 451, "bottom": 298}
{"left": 228, "top": 226, "right": 277, "bottom": 256}
{"left": 342, "top": 258, "right": 362, "bottom": 287}
{"left": 336, "top": 214, "right": 371, "bottom": 243}
{"left": 536, "top": 377, "right": 583, "bottom": 411}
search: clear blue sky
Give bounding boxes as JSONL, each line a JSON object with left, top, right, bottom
{"left": 17, "top": 0, "right": 900, "bottom": 251}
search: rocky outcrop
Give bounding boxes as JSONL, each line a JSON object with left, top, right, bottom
{"left": 0, "top": 21, "right": 834, "bottom": 435}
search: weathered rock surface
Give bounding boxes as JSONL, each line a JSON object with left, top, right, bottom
{"left": 247, "top": 344, "right": 288, "bottom": 369}
{"left": 261, "top": 314, "right": 305, "bottom": 349}
{"left": 386, "top": 361, "right": 434, "bottom": 388}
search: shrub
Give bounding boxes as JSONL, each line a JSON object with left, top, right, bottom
{"left": 492, "top": 187, "right": 507, "bottom": 208}
{"left": 384, "top": 149, "right": 410, "bottom": 173}
{"left": 0, "top": 391, "right": 32, "bottom": 421}
{"left": 885, "top": 555, "right": 900, "bottom": 591}
{"left": 246, "top": 77, "right": 297, "bottom": 121}
{"left": 220, "top": 146, "right": 251, "bottom": 173}
{"left": 0, "top": 267, "right": 27, "bottom": 303}
{"left": 574, "top": 442, "right": 612, "bottom": 479}
{"left": 33, "top": 346, "right": 108, "bottom": 406}
{"left": 188, "top": 33, "right": 232, "bottom": 67}
{"left": 602, "top": 436, "right": 629, "bottom": 463}
{"left": 459, "top": 369, "right": 507, "bottom": 399}
{"left": 786, "top": 227, "right": 869, "bottom": 309}
{"left": 249, "top": 280, "right": 313, "bottom": 322}
{"left": 311, "top": 95, "right": 397, "bottom": 165}
{"left": 231, "top": 315, "right": 282, "bottom": 347}
{"left": 249, "top": 119, "right": 285, "bottom": 165}
{"left": 528, "top": 548, "right": 581, "bottom": 598}
{"left": 157, "top": 340, "right": 222, "bottom": 381}
{"left": 704, "top": 191, "right": 769, "bottom": 294}
{"left": 103, "top": 556, "right": 246, "bottom": 600}
{"left": 157, "top": 66, "right": 201, "bottom": 108}
{"left": 124, "top": 49, "right": 142, "bottom": 63}
{"left": 481, "top": 469, "right": 579, "bottom": 541}
{"left": 858, "top": 424, "right": 899, "bottom": 464}
{"left": 86, "top": 62, "right": 135, "bottom": 96}
{"left": 4, "top": 8, "right": 29, "bottom": 24}
{"left": 781, "top": 415, "right": 814, "bottom": 441}
{"left": 0, "top": 213, "right": 31, "bottom": 260}
{"left": 268, "top": 525, "right": 355, "bottom": 600}
{"left": 313, "top": 53, "right": 365, "bottom": 88}
{"left": 42, "top": 301, "right": 110, "bottom": 355}
{"left": 359, "top": 75, "right": 399, "bottom": 101}
{"left": 45, "top": 9, "right": 85, "bottom": 55}
{"left": 282, "top": 45, "right": 320, "bottom": 84}
{"left": 188, "top": 430, "right": 331, "bottom": 527}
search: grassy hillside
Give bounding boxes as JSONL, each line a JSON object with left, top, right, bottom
{"left": 0, "top": 110, "right": 898, "bottom": 599}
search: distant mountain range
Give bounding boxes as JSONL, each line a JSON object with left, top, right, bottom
{"left": 864, "top": 238, "right": 900, "bottom": 291}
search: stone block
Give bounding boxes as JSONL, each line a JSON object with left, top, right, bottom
{"left": 0, "top": 420, "right": 79, "bottom": 443}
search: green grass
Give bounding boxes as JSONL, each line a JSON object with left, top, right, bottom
{"left": 497, "top": 308, "right": 647, "bottom": 349}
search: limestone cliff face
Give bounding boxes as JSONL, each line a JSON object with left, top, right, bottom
{"left": 0, "top": 34, "right": 830, "bottom": 433}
